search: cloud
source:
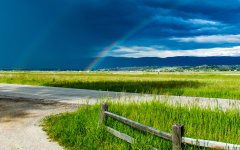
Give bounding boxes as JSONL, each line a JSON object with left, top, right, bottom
{"left": 170, "top": 34, "right": 240, "bottom": 43}
{"left": 2, "top": 0, "right": 240, "bottom": 70}
{"left": 110, "top": 46, "right": 240, "bottom": 58}
{"left": 188, "top": 19, "right": 221, "bottom": 25}
{"left": 194, "top": 27, "right": 219, "bottom": 32}
{"left": 154, "top": 16, "right": 221, "bottom": 28}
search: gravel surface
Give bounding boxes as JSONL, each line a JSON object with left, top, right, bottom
{"left": 0, "top": 98, "right": 79, "bottom": 150}
{"left": 0, "top": 83, "right": 239, "bottom": 150}
{"left": 0, "top": 84, "right": 239, "bottom": 110}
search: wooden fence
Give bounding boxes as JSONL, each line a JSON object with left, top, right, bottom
{"left": 99, "top": 103, "right": 240, "bottom": 150}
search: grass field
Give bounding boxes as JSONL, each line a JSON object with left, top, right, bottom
{"left": 43, "top": 101, "right": 240, "bottom": 150}
{"left": 1, "top": 71, "right": 239, "bottom": 149}
{"left": 0, "top": 71, "right": 239, "bottom": 99}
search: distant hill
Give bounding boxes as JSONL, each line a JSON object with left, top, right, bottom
{"left": 94, "top": 56, "right": 240, "bottom": 70}
{"left": 0, "top": 56, "right": 240, "bottom": 71}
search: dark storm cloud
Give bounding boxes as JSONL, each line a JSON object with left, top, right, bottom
{"left": 0, "top": 0, "right": 240, "bottom": 69}
{"left": 0, "top": 0, "right": 151, "bottom": 58}
{"left": 120, "top": 0, "right": 240, "bottom": 50}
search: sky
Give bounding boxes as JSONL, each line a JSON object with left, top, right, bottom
{"left": 0, "top": 0, "right": 240, "bottom": 70}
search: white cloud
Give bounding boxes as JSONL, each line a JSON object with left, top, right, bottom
{"left": 170, "top": 34, "right": 240, "bottom": 43}
{"left": 110, "top": 46, "right": 240, "bottom": 58}
{"left": 155, "top": 16, "right": 222, "bottom": 27}
{"left": 195, "top": 27, "right": 219, "bottom": 32}
{"left": 188, "top": 19, "right": 221, "bottom": 25}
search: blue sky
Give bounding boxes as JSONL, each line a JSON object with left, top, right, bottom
{"left": 0, "top": 0, "right": 240, "bottom": 69}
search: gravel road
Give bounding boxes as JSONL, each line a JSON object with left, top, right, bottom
{"left": 0, "top": 98, "right": 78, "bottom": 150}
{"left": 0, "top": 83, "right": 239, "bottom": 150}
{"left": 0, "top": 84, "right": 239, "bottom": 110}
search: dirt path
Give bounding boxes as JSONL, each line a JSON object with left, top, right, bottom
{"left": 0, "top": 84, "right": 239, "bottom": 110}
{"left": 0, "top": 84, "right": 239, "bottom": 150}
{"left": 0, "top": 98, "right": 79, "bottom": 150}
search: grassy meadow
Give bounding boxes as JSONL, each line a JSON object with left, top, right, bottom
{"left": 1, "top": 71, "right": 239, "bottom": 149}
{"left": 43, "top": 101, "right": 240, "bottom": 150}
{"left": 0, "top": 71, "right": 240, "bottom": 99}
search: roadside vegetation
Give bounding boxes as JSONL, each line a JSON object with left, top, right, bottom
{"left": 43, "top": 100, "right": 240, "bottom": 150}
{"left": 0, "top": 71, "right": 239, "bottom": 99}
{"left": 1, "top": 71, "right": 238, "bottom": 149}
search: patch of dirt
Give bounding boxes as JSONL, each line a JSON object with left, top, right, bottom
{"left": 0, "top": 97, "right": 79, "bottom": 150}
{"left": 0, "top": 103, "right": 4, "bottom": 109}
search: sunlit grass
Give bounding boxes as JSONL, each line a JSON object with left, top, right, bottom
{"left": 0, "top": 71, "right": 239, "bottom": 99}
{"left": 43, "top": 100, "right": 240, "bottom": 150}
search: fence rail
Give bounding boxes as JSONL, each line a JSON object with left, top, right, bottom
{"left": 99, "top": 103, "right": 240, "bottom": 150}
{"left": 105, "top": 111, "right": 172, "bottom": 141}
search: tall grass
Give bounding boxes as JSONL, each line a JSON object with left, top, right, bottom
{"left": 43, "top": 101, "right": 240, "bottom": 150}
{"left": 0, "top": 72, "right": 240, "bottom": 99}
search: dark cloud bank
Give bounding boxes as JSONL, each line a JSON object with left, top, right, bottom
{"left": 0, "top": 0, "right": 240, "bottom": 70}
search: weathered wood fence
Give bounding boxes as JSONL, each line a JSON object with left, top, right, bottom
{"left": 99, "top": 103, "right": 240, "bottom": 150}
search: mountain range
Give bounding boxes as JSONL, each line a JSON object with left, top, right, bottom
{"left": 1, "top": 57, "right": 240, "bottom": 70}
{"left": 94, "top": 56, "right": 240, "bottom": 70}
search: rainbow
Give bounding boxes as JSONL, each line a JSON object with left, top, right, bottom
{"left": 16, "top": 13, "right": 156, "bottom": 70}
{"left": 85, "top": 17, "right": 156, "bottom": 71}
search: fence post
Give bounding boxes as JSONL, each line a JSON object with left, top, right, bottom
{"left": 98, "top": 103, "right": 108, "bottom": 127}
{"left": 172, "top": 124, "right": 184, "bottom": 150}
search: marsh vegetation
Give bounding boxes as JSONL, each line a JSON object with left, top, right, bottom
{"left": 43, "top": 101, "right": 240, "bottom": 150}
{"left": 0, "top": 71, "right": 239, "bottom": 99}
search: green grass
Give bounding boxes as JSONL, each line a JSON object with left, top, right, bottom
{"left": 0, "top": 71, "right": 240, "bottom": 99}
{"left": 43, "top": 101, "right": 240, "bottom": 150}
